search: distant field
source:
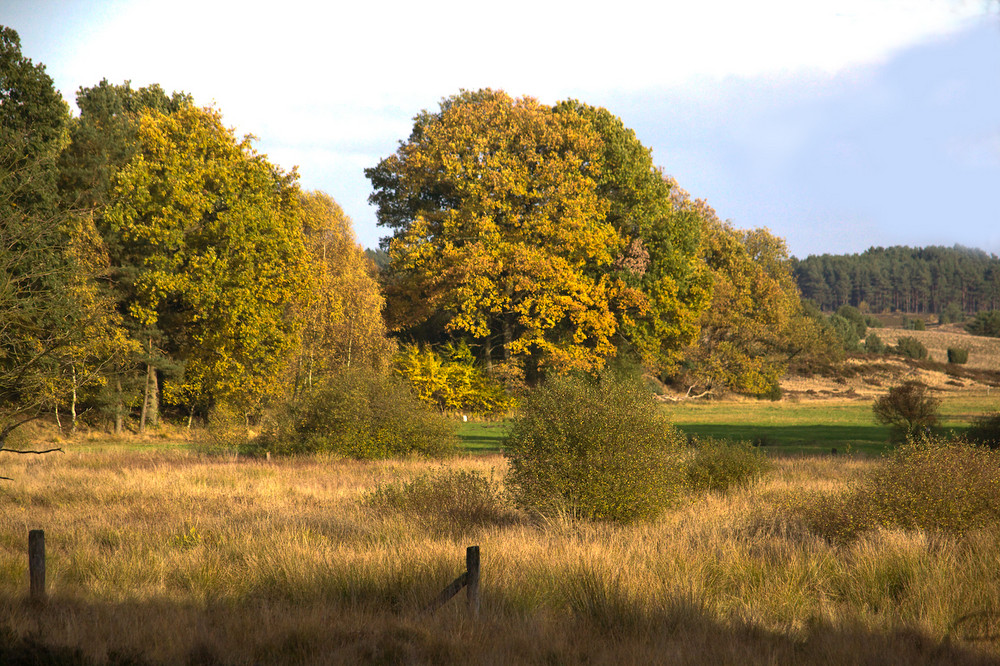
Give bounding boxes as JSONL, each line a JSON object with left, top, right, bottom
{"left": 876, "top": 324, "right": 1000, "bottom": 370}
{"left": 456, "top": 391, "right": 1000, "bottom": 457}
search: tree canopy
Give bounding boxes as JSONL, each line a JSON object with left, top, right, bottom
{"left": 367, "top": 89, "right": 709, "bottom": 379}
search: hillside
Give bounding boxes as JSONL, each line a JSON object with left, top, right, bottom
{"left": 782, "top": 325, "right": 1000, "bottom": 400}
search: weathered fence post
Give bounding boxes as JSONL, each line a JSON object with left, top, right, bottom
{"left": 28, "top": 529, "right": 45, "bottom": 602}
{"left": 466, "top": 545, "right": 480, "bottom": 617}
{"left": 425, "top": 545, "right": 481, "bottom": 617}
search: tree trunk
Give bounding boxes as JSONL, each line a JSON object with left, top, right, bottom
{"left": 114, "top": 377, "right": 123, "bottom": 435}
{"left": 70, "top": 365, "right": 78, "bottom": 435}
{"left": 140, "top": 338, "right": 159, "bottom": 432}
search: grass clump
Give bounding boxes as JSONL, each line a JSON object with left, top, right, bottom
{"left": 254, "top": 368, "right": 456, "bottom": 459}
{"left": 363, "top": 468, "right": 513, "bottom": 530}
{"left": 800, "top": 437, "right": 1000, "bottom": 542}
{"left": 503, "top": 371, "right": 687, "bottom": 523}
{"left": 686, "top": 437, "right": 771, "bottom": 494}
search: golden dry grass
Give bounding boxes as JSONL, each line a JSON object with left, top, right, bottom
{"left": 0, "top": 448, "right": 998, "bottom": 664}
{"left": 878, "top": 326, "right": 1000, "bottom": 371}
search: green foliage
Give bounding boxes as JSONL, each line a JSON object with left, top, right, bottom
{"left": 836, "top": 305, "right": 867, "bottom": 339}
{"left": 827, "top": 313, "right": 862, "bottom": 351}
{"left": 394, "top": 342, "right": 513, "bottom": 416}
{"left": 800, "top": 438, "right": 1000, "bottom": 541}
{"left": 939, "top": 302, "right": 964, "bottom": 324}
{"left": 947, "top": 347, "right": 969, "bottom": 364}
{"left": 255, "top": 369, "right": 456, "bottom": 459}
{"left": 893, "top": 336, "right": 927, "bottom": 360}
{"left": 793, "top": 245, "right": 1000, "bottom": 314}
{"left": 685, "top": 437, "right": 770, "bottom": 494}
{"left": 965, "top": 413, "right": 1000, "bottom": 450}
{"left": 363, "top": 468, "right": 513, "bottom": 531}
{"left": 872, "top": 381, "right": 939, "bottom": 441}
{"left": 902, "top": 316, "right": 925, "bottom": 331}
{"left": 966, "top": 310, "right": 1000, "bottom": 338}
{"left": 864, "top": 332, "right": 886, "bottom": 354}
{"left": 503, "top": 371, "right": 687, "bottom": 523}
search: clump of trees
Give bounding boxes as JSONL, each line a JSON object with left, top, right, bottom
{"left": 1, "top": 26, "right": 397, "bottom": 453}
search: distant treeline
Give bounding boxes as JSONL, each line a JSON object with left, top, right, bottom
{"left": 791, "top": 246, "right": 1000, "bottom": 314}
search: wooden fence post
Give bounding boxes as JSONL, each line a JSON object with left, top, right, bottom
{"left": 466, "top": 545, "right": 480, "bottom": 617}
{"left": 28, "top": 529, "right": 45, "bottom": 602}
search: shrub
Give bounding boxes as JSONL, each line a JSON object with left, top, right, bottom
{"left": 503, "top": 371, "right": 687, "bottom": 523}
{"left": 966, "top": 310, "right": 1000, "bottom": 337}
{"left": 800, "top": 438, "right": 1000, "bottom": 541}
{"left": 836, "top": 305, "right": 867, "bottom": 339}
{"left": 827, "top": 313, "right": 861, "bottom": 351}
{"left": 966, "top": 412, "right": 1000, "bottom": 450}
{"left": 893, "top": 336, "right": 927, "bottom": 360}
{"left": 947, "top": 347, "right": 969, "bottom": 364}
{"left": 939, "top": 302, "right": 964, "bottom": 324}
{"left": 685, "top": 437, "right": 771, "bottom": 494}
{"left": 254, "top": 369, "right": 456, "bottom": 459}
{"left": 872, "top": 381, "right": 939, "bottom": 441}
{"left": 363, "top": 468, "right": 513, "bottom": 531}
{"left": 864, "top": 333, "right": 886, "bottom": 354}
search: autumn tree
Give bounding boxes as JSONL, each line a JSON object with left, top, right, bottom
{"left": 107, "top": 105, "right": 310, "bottom": 419}
{"left": 676, "top": 189, "right": 837, "bottom": 397}
{"left": 292, "top": 190, "right": 392, "bottom": 392}
{"left": 367, "top": 89, "right": 621, "bottom": 378}
{"left": 0, "top": 27, "right": 119, "bottom": 445}
{"left": 553, "top": 101, "right": 709, "bottom": 373}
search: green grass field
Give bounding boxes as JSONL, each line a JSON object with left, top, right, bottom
{"left": 458, "top": 391, "right": 999, "bottom": 456}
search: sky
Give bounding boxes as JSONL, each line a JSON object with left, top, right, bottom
{"left": 4, "top": 0, "right": 999, "bottom": 257}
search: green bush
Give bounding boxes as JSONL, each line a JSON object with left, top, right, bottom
{"left": 966, "top": 412, "right": 1000, "bottom": 450}
{"left": 966, "top": 310, "right": 1000, "bottom": 337}
{"left": 939, "top": 302, "right": 964, "bottom": 324}
{"left": 363, "top": 468, "right": 513, "bottom": 531}
{"left": 503, "top": 371, "right": 687, "bottom": 523}
{"left": 864, "top": 332, "right": 886, "bottom": 354}
{"left": 827, "top": 313, "right": 861, "bottom": 351}
{"left": 893, "top": 336, "right": 927, "bottom": 360}
{"left": 686, "top": 437, "right": 771, "bottom": 494}
{"left": 254, "top": 369, "right": 456, "bottom": 459}
{"left": 947, "top": 347, "right": 969, "bottom": 364}
{"left": 902, "top": 316, "right": 926, "bottom": 331}
{"left": 800, "top": 438, "right": 1000, "bottom": 541}
{"left": 872, "top": 381, "right": 939, "bottom": 442}
{"left": 836, "top": 305, "right": 867, "bottom": 339}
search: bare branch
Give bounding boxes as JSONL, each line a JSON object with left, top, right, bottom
{"left": 658, "top": 385, "right": 714, "bottom": 402}
{"left": 0, "top": 447, "right": 63, "bottom": 455}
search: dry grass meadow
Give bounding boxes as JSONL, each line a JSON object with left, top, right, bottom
{"left": 2, "top": 441, "right": 1000, "bottom": 664}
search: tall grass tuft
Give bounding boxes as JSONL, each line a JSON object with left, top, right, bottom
{"left": 798, "top": 437, "right": 1000, "bottom": 542}
{"left": 685, "top": 437, "right": 771, "bottom": 494}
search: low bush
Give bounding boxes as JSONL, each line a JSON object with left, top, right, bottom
{"left": 864, "top": 333, "right": 886, "bottom": 354}
{"left": 363, "top": 468, "right": 514, "bottom": 530}
{"left": 946, "top": 347, "right": 969, "bottom": 364}
{"left": 966, "top": 412, "right": 1000, "bottom": 450}
{"left": 872, "top": 381, "right": 939, "bottom": 441}
{"left": 893, "top": 336, "right": 927, "bottom": 360}
{"left": 253, "top": 369, "right": 456, "bottom": 459}
{"left": 685, "top": 437, "right": 771, "bottom": 494}
{"left": 503, "top": 371, "right": 687, "bottom": 523}
{"left": 800, "top": 438, "right": 1000, "bottom": 541}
